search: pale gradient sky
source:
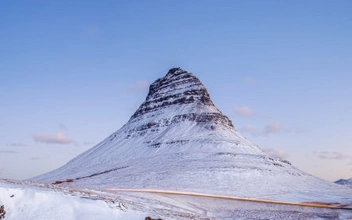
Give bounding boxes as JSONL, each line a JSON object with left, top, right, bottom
{"left": 1, "top": 1, "right": 351, "bottom": 181}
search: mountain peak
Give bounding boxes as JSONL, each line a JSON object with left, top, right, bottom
{"left": 130, "top": 68, "right": 232, "bottom": 128}
{"left": 166, "top": 67, "right": 186, "bottom": 77}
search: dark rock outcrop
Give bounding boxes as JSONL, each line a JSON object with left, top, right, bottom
{"left": 335, "top": 178, "right": 352, "bottom": 188}
{"left": 129, "top": 67, "right": 234, "bottom": 130}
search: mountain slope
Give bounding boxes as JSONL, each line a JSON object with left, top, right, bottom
{"left": 31, "top": 68, "right": 352, "bottom": 205}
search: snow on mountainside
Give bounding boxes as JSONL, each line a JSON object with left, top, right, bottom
{"left": 335, "top": 178, "right": 352, "bottom": 188}
{"left": 31, "top": 68, "right": 352, "bottom": 206}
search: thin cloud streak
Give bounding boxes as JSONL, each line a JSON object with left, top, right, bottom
{"left": 234, "top": 106, "right": 253, "bottom": 117}
{"left": 59, "top": 123, "right": 67, "bottom": 131}
{"left": 7, "top": 143, "right": 27, "bottom": 147}
{"left": 234, "top": 106, "right": 269, "bottom": 119}
{"left": 127, "top": 80, "right": 149, "bottom": 93}
{"left": 85, "top": 25, "right": 102, "bottom": 36}
{"left": 33, "top": 132, "right": 74, "bottom": 144}
{"left": 0, "top": 150, "right": 17, "bottom": 154}
{"left": 30, "top": 157, "right": 42, "bottom": 160}
{"left": 241, "top": 122, "right": 283, "bottom": 136}
{"left": 242, "top": 124, "right": 256, "bottom": 135}
{"left": 263, "top": 122, "right": 282, "bottom": 135}
{"left": 243, "top": 76, "right": 255, "bottom": 85}
{"left": 316, "top": 151, "right": 350, "bottom": 160}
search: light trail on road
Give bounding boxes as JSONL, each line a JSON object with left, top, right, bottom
{"left": 105, "top": 188, "right": 352, "bottom": 210}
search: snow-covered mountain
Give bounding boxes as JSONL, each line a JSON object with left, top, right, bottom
{"left": 335, "top": 178, "right": 352, "bottom": 188}
{"left": 31, "top": 68, "right": 352, "bottom": 205}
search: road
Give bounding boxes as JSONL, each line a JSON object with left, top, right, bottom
{"left": 105, "top": 188, "right": 352, "bottom": 210}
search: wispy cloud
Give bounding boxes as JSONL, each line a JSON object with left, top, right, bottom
{"left": 241, "top": 122, "right": 283, "bottom": 136}
{"left": 74, "top": 141, "right": 96, "bottom": 147}
{"left": 285, "top": 126, "right": 305, "bottom": 134}
{"left": 241, "top": 124, "right": 259, "bottom": 136}
{"left": 33, "top": 132, "right": 74, "bottom": 144}
{"left": 263, "top": 122, "right": 282, "bottom": 135}
{"left": 234, "top": 106, "right": 269, "bottom": 119}
{"left": 83, "top": 141, "right": 95, "bottom": 146}
{"left": 0, "top": 150, "right": 17, "bottom": 154}
{"left": 234, "top": 106, "right": 253, "bottom": 117}
{"left": 30, "top": 157, "right": 42, "bottom": 160}
{"left": 243, "top": 76, "right": 255, "bottom": 85}
{"left": 59, "top": 123, "right": 67, "bottom": 131}
{"left": 7, "top": 143, "right": 27, "bottom": 147}
{"left": 263, "top": 148, "right": 289, "bottom": 159}
{"left": 85, "top": 25, "right": 102, "bottom": 36}
{"left": 316, "top": 151, "right": 350, "bottom": 160}
{"left": 241, "top": 124, "right": 256, "bottom": 135}
{"left": 127, "top": 80, "right": 149, "bottom": 93}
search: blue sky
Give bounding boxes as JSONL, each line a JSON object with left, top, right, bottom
{"left": 1, "top": 1, "right": 351, "bottom": 181}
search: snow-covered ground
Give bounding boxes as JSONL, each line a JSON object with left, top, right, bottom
{"left": 1, "top": 179, "right": 352, "bottom": 220}
{"left": 31, "top": 150, "right": 352, "bottom": 206}
{"left": 0, "top": 179, "right": 146, "bottom": 220}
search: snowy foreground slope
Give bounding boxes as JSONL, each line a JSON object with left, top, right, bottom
{"left": 0, "top": 179, "right": 143, "bottom": 220}
{"left": 28, "top": 68, "right": 352, "bottom": 217}
{"left": 1, "top": 179, "right": 352, "bottom": 220}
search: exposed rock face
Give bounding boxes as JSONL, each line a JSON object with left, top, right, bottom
{"left": 131, "top": 67, "right": 217, "bottom": 119}
{"left": 126, "top": 68, "right": 234, "bottom": 139}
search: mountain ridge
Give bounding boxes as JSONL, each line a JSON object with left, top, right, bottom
{"left": 335, "top": 178, "right": 352, "bottom": 188}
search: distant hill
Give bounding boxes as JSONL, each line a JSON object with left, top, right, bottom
{"left": 335, "top": 178, "right": 352, "bottom": 188}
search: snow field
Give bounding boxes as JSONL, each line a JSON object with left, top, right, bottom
{"left": 0, "top": 180, "right": 146, "bottom": 220}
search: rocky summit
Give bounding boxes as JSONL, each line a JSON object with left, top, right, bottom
{"left": 31, "top": 68, "right": 352, "bottom": 206}
{"left": 130, "top": 67, "right": 228, "bottom": 125}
